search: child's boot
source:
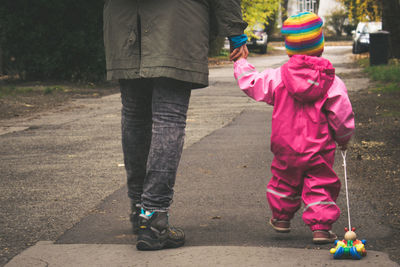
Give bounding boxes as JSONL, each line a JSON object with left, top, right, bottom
{"left": 136, "top": 209, "right": 185, "bottom": 250}
{"left": 269, "top": 218, "right": 291, "bottom": 233}
{"left": 312, "top": 230, "right": 337, "bottom": 244}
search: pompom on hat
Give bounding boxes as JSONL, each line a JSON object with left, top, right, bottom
{"left": 281, "top": 12, "right": 324, "bottom": 57}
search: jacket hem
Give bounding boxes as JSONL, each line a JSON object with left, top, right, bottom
{"left": 107, "top": 67, "right": 208, "bottom": 89}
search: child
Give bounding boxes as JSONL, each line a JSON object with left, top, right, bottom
{"left": 232, "top": 12, "right": 355, "bottom": 244}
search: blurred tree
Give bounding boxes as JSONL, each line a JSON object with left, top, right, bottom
{"left": 208, "top": 37, "right": 226, "bottom": 57}
{"left": 208, "top": 0, "right": 281, "bottom": 57}
{"left": 382, "top": 0, "right": 400, "bottom": 58}
{"left": 325, "top": 9, "right": 349, "bottom": 36}
{"left": 339, "top": 0, "right": 399, "bottom": 58}
{"left": 314, "top": 0, "right": 320, "bottom": 14}
{"left": 338, "top": 0, "right": 381, "bottom": 24}
{"left": 241, "top": 0, "right": 281, "bottom": 38}
{"left": 0, "top": 1, "right": 105, "bottom": 81}
{"left": 281, "top": 0, "right": 289, "bottom": 23}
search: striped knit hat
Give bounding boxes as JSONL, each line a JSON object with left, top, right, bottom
{"left": 281, "top": 12, "right": 324, "bottom": 56}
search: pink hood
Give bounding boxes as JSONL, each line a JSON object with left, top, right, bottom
{"left": 281, "top": 55, "right": 335, "bottom": 103}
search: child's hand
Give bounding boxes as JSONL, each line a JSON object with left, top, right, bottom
{"left": 230, "top": 45, "right": 249, "bottom": 62}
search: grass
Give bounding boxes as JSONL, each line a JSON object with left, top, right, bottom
{"left": 209, "top": 49, "right": 230, "bottom": 61}
{"left": 359, "top": 58, "right": 400, "bottom": 93}
{"left": 373, "top": 83, "right": 399, "bottom": 93}
{"left": 358, "top": 57, "right": 400, "bottom": 118}
{"left": 365, "top": 63, "right": 400, "bottom": 83}
{"left": 43, "top": 86, "right": 65, "bottom": 95}
{"left": 0, "top": 84, "right": 66, "bottom": 98}
{"left": 0, "top": 86, "right": 34, "bottom": 98}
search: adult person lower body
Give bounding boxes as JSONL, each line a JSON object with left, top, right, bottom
{"left": 104, "top": 0, "right": 247, "bottom": 251}
{"left": 120, "top": 78, "right": 191, "bottom": 250}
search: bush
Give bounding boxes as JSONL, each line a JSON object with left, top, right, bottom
{"left": 0, "top": 1, "right": 105, "bottom": 82}
{"left": 325, "top": 9, "right": 348, "bottom": 37}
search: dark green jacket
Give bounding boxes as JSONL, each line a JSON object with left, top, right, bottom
{"left": 103, "top": 0, "right": 247, "bottom": 88}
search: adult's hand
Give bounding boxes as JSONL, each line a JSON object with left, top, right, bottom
{"left": 230, "top": 44, "right": 249, "bottom": 62}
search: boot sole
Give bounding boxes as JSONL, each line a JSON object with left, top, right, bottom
{"left": 312, "top": 238, "right": 336, "bottom": 244}
{"left": 136, "top": 239, "right": 163, "bottom": 251}
{"left": 136, "top": 237, "right": 185, "bottom": 251}
{"left": 312, "top": 231, "right": 337, "bottom": 244}
{"left": 269, "top": 219, "right": 291, "bottom": 233}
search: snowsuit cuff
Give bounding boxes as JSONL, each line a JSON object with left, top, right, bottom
{"left": 310, "top": 223, "right": 332, "bottom": 231}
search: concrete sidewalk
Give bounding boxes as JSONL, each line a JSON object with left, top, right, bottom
{"left": 6, "top": 109, "right": 399, "bottom": 267}
{"left": 6, "top": 241, "right": 397, "bottom": 267}
{"left": 2, "top": 48, "right": 399, "bottom": 266}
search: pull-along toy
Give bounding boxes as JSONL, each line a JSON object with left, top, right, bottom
{"left": 330, "top": 151, "right": 367, "bottom": 260}
{"left": 330, "top": 227, "right": 366, "bottom": 259}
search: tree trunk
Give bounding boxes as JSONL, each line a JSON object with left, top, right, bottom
{"left": 208, "top": 37, "right": 226, "bottom": 57}
{"left": 0, "top": 45, "right": 2, "bottom": 76}
{"left": 314, "top": 0, "right": 320, "bottom": 14}
{"left": 281, "top": 0, "right": 289, "bottom": 23}
{"left": 382, "top": 0, "right": 400, "bottom": 58}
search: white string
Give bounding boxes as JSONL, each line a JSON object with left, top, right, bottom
{"left": 341, "top": 150, "right": 351, "bottom": 230}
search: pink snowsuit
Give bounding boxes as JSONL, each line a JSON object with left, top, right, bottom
{"left": 234, "top": 55, "right": 355, "bottom": 231}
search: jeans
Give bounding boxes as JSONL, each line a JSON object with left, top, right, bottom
{"left": 120, "top": 78, "right": 191, "bottom": 211}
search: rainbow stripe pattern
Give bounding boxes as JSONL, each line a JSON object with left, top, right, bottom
{"left": 281, "top": 12, "right": 324, "bottom": 56}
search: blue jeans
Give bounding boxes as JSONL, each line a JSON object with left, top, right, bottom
{"left": 120, "top": 78, "right": 191, "bottom": 211}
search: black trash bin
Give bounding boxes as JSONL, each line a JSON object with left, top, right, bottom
{"left": 369, "top": 30, "right": 390, "bottom": 66}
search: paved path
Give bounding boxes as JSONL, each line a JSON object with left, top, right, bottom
{"left": 2, "top": 46, "right": 399, "bottom": 266}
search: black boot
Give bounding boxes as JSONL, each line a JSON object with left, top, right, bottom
{"left": 136, "top": 210, "right": 185, "bottom": 250}
{"left": 130, "top": 203, "right": 141, "bottom": 234}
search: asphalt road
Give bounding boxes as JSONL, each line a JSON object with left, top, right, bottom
{"left": 1, "top": 46, "right": 398, "bottom": 266}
